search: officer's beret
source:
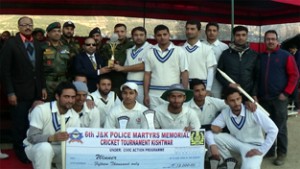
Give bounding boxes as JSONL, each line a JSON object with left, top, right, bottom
{"left": 46, "top": 22, "right": 61, "bottom": 32}
{"left": 89, "top": 27, "right": 101, "bottom": 37}
{"left": 63, "top": 21, "right": 75, "bottom": 28}
{"left": 32, "top": 28, "right": 45, "bottom": 35}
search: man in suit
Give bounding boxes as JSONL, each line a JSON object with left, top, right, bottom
{"left": 74, "top": 37, "right": 111, "bottom": 92}
{"left": 1, "top": 16, "right": 46, "bottom": 163}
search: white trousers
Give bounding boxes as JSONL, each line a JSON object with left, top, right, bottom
{"left": 214, "top": 133, "right": 263, "bottom": 169}
{"left": 25, "top": 142, "right": 62, "bottom": 169}
{"left": 136, "top": 85, "right": 144, "bottom": 105}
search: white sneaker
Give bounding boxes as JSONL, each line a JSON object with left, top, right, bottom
{"left": 0, "top": 152, "right": 9, "bottom": 159}
{"left": 225, "top": 157, "right": 237, "bottom": 169}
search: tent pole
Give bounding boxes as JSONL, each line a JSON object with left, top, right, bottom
{"left": 143, "top": 0, "right": 146, "bottom": 28}
{"left": 259, "top": 26, "right": 262, "bottom": 52}
{"left": 231, "top": 0, "right": 234, "bottom": 42}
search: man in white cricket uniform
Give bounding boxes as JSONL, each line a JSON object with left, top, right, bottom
{"left": 90, "top": 75, "right": 121, "bottom": 127}
{"left": 154, "top": 84, "right": 200, "bottom": 130}
{"left": 203, "top": 22, "right": 228, "bottom": 98}
{"left": 183, "top": 20, "right": 216, "bottom": 93}
{"left": 113, "top": 26, "right": 153, "bottom": 103}
{"left": 24, "top": 82, "right": 80, "bottom": 169}
{"left": 105, "top": 82, "right": 149, "bottom": 129}
{"left": 72, "top": 81, "right": 100, "bottom": 128}
{"left": 144, "top": 24, "right": 189, "bottom": 109}
{"left": 211, "top": 88, "right": 278, "bottom": 169}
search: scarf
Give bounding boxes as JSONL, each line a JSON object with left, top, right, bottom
{"left": 229, "top": 42, "right": 250, "bottom": 52}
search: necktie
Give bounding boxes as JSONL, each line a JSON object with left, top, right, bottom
{"left": 89, "top": 55, "right": 97, "bottom": 70}
{"left": 26, "top": 41, "right": 34, "bottom": 56}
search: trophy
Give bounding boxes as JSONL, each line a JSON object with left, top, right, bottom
{"left": 117, "top": 116, "right": 129, "bottom": 129}
{"left": 108, "top": 33, "right": 119, "bottom": 67}
{"left": 143, "top": 109, "right": 155, "bottom": 129}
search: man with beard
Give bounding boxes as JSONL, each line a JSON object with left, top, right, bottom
{"left": 101, "top": 23, "right": 134, "bottom": 98}
{"left": 24, "top": 82, "right": 80, "bottom": 169}
{"left": 72, "top": 81, "right": 100, "bottom": 128}
{"left": 113, "top": 26, "right": 153, "bottom": 103}
{"left": 61, "top": 21, "right": 80, "bottom": 59}
{"left": 89, "top": 27, "right": 103, "bottom": 56}
{"left": 74, "top": 37, "right": 111, "bottom": 92}
{"left": 144, "top": 25, "right": 189, "bottom": 109}
{"left": 43, "top": 22, "right": 71, "bottom": 100}
{"left": 216, "top": 26, "right": 258, "bottom": 110}
{"left": 258, "top": 30, "right": 299, "bottom": 166}
{"left": 203, "top": 22, "right": 228, "bottom": 98}
{"left": 104, "top": 82, "right": 148, "bottom": 129}
{"left": 183, "top": 20, "right": 216, "bottom": 94}
{"left": 211, "top": 88, "right": 278, "bottom": 169}
{"left": 1, "top": 16, "right": 46, "bottom": 163}
{"left": 154, "top": 84, "right": 200, "bottom": 130}
{"left": 90, "top": 75, "right": 121, "bottom": 127}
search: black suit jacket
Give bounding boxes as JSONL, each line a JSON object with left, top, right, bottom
{"left": 1, "top": 34, "right": 45, "bottom": 101}
{"left": 74, "top": 52, "right": 107, "bottom": 92}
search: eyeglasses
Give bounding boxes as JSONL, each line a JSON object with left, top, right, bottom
{"left": 85, "top": 43, "right": 96, "bottom": 47}
{"left": 19, "top": 24, "right": 33, "bottom": 27}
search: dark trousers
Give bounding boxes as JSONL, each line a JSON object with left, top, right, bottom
{"left": 10, "top": 100, "right": 33, "bottom": 156}
{"left": 260, "top": 98, "right": 288, "bottom": 155}
{"left": 289, "top": 82, "right": 299, "bottom": 109}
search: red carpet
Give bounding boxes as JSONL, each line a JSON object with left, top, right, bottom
{"left": 0, "top": 150, "right": 33, "bottom": 169}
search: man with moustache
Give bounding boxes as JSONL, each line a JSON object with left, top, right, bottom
{"left": 113, "top": 26, "right": 153, "bottom": 103}
{"left": 144, "top": 25, "right": 189, "bottom": 109}
{"left": 203, "top": 22, "right": 228, "bottom": 98}
{"left": 258, "top": 30, "right": 299, "bottom": 165}
{"left": 74, "top": 37, "right": 111, "bottom": 92}
{"left": 211, "top": 88, "right": 278, "bottom": 169}
{"left": 154, "top": 84, "right": 200, "bottom": 130}
{"left": 61, "top": 21, "right": 80, "bottom": 58}
{"left": 24, "top": 82, "right": 80, "bottom": 169}
{"left": 90, "top": 75, "right": 121, "bottom": 127}
{"left": 43, "top": 22, "right": 71, "bottom": 100}
{"left": 183, "top": 20, "right": 216, "bottom": 94}
{"left": 102, "top": 23, "right": 134, "bottom": 98}
{"left": 89, "top": 27, "right": 103, "bottom": 56}
{"left": 1, "top": 16, "right": 46, "bottom": 163}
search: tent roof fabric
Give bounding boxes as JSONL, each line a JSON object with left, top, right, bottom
{"left": 0, "top": 0, "right": 299, "bottom": 26}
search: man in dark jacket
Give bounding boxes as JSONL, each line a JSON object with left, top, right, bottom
{"left": 259, "top": 30, "right": 299, "bottom": 166}
{"left": 1, "top": 16, "right": 46, "bottom": 163}
{"left": 216, "top": 26, "right": 258, "bottom": 110}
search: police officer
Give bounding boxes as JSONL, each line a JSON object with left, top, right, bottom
{"left": 89, "top": 27, "right": 103, "bottom": 56}
{"left": 43, "top": 22, "right": 71, "bottom": 101}
{"left": 61, "top": 21, "right": 80, "bottom": 59}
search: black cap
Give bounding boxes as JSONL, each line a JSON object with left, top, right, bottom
{"left": 63, "top": 21, "right": 75, "bottom": 28}
{"left": 89, "top": 27, "right": 101, "bottom": 37}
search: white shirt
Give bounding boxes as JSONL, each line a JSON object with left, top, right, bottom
{"left": 203, "top": 40, "right": 228, "bottom": 94}
{"left": 125, "top": 42, "right": 153, "bottom": 84}
{"left": 144, "top": 42, "right": 189, "bottom": 96}
{"left": 154, "top": 103, "right": 201, "bottom": 130}
{"left": 104, "top": 101, "right": 149, "bottom": 129}
{"left": 24, "top": 101, "right": 80, "bottom": 145}
{"left": 90, "top": 90, "right": 121, "bottom": 127}
{"left": 186, "top": 97, "right": 227, "bottom": 146}
{"left": 212, "top": 104, "right": 278, "bottom": 154}
{"left": 183, "top": 40, "right": 216, "bottom": 84}
{"left": 74, "top": 102, "right": 101, "bottom": 128}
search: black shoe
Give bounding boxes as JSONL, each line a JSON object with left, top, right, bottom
{"left": 273, "top": 154, "right": 286, "bottom": 166}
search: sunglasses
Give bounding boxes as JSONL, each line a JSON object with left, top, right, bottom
{"left": 85, "top": 43, "right": 96, "bottom": 47}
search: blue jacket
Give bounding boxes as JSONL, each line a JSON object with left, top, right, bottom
{"left": 258, "top": 47, "right": 299, "bottom": 99}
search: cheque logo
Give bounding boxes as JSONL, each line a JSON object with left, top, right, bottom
{"left": 69, "top": 129, "right": 83, "bottom": 144}
{"left": 190, "top": 131, "right": 204, "bottom": 146}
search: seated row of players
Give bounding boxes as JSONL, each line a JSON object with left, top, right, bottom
{"left": 24, "top": 80, "right": 278, "bottom": 169}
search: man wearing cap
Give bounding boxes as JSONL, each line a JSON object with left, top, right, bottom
{"left": 113, "top": 26, "right": 153, "bottom": 104}
{"left": 104, "top": 82, "right": 148, "bottom": 129}
{"left": 154, "top": 84, "right": 200, "bottom": 130}
{"left": 61, "top": 21, "right": 80, "bottom": 59}
{"left": 89, "top": 27, "right": 103, "bottom": 56}
{"left": 32, "top": 28, "right": 45, "bottom": 42}
{"left": 24, "top": 82, "right": 80, "bottom": 169}
{"left": 72, "top": 81, "right": 100, "bottom": 128}
{"left": 74, "top": 37, "right": 111, "bottom": 92}
{"left": 101, "top": 23, "right": 134, "bottom": 98}
{"left": 43, "top": 22, "right": 71, "bottom": 101}
{"left": 1, "top": 16, "right": 46, "bottom": 163}
{"left": 91, "top": 75, "right": 121, "bottom": 127}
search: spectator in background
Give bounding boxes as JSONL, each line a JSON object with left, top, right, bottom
{"left": 0, "top": 30, "right": 11, "bottom": 50}
{"left": 204, "top": 22, "right": 228, "bottom": 98}
{"left": 288, "top": 44, "right": 300, "bottom": 113}
{"left": 258, "top": 30, "right": 299, "bottom": 166}
{"left": 32, "top": 28, "right": 45, "bottom": 42}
